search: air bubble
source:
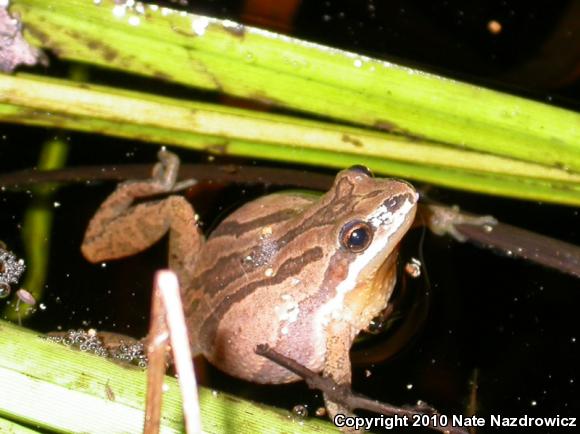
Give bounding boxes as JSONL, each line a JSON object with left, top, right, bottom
{"left": 292, "top": 404, "right": 308, "bottom": 418}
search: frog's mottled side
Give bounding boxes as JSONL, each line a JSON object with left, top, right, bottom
{"left": 82, "top": 151, "right": 418, "bottom": 419}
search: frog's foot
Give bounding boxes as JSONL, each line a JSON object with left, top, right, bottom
{"left": 122, "top": 149, "right": 196, "bottom": 199}
{"left": 155, "top": 149, "right": 198, "bottom": 193}
{"left": 424, "top": 204, "right": 497, "bottom": 242}
{"left": 151, "top": 148, "right": 180, "bottom": 190}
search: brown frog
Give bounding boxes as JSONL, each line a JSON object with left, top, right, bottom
{"left": 81, "top": 150, "right": 418, "bottom": 420}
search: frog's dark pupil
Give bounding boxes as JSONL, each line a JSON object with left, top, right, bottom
{"left": 349, "top": 228, "right": 368, "bottom": 249}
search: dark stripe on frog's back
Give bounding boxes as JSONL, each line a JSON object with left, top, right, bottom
{"left": 209, "top": 191, "right": 320, "bottom": 240}
{"left": 189, "top": 210, "right": 334, "bottom": 302}
{"left": 188, "top": 207, "right": 313, "bottom": 299}
{"left": 210, "top": 208, "right": 300, "bottom": 239}
{"left": 189, "top": 181, "right": 355, "bottom": 301}
{"left": 198, "top": 246, "right": 324, "bottom": 352}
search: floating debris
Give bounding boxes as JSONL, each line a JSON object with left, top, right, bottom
{"left": 404, "top": 257, "right": 422, "bottom": 278}
{"left": 16, "top": 288, "right": 35, "bottom": 305}
{"left": 0, "top": 6, "right": 44, "bottom": 72}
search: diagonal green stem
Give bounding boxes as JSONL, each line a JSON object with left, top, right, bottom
{"left": 1, "top": 74, "right": 579, "bottom": 204}
{"left": 10, "top": 0, "right": 580, "bottom": 172}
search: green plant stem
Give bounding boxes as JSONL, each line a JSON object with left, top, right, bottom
{"left": 3, "top": 139, "right": 68, "bottom": 322}
{"left": 10, "top": 0, "right": 580, "bottom": 172}
{"left": 0, "top": 417, "right": 42, "bottom": 434}
{"left": 0, "top": 74, "right": 579, "bottom": 204}
{"left": 0, "top": 320, "right": 335, "bottom": 433}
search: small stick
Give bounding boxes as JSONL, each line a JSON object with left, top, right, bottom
{"left": 465, "top": 369, "right": 480, "bottom": 434}
{"left": 255, "top": 344, "right": 469, "bottom": 434}
{"left": 144, "top": 270, "right": 201, "bottom": 434}
{"left": 143, "top": 276, "right": 170, "bottom": 434}
{"left": 3, "top": 165, "right": 578, "bottom": 277}
{"left": 158, "top": 271, "right": 201, "bottom": 434}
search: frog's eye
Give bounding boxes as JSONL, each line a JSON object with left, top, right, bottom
{"left": 340, "top": 220, "right": 374, "bottom": 252}
{"left": 347, "top": 165, "right": 373, "bottom": 177}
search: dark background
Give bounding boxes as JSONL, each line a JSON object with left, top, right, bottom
{"left": 0, "top": 1, "right": 578, "bottom": 433}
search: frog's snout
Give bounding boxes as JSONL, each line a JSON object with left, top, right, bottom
{"left": 394, "top": 178, "right": 418, "bottom": 195}
{"left": 387, "top": 179, "right": 419, "bottom": 205}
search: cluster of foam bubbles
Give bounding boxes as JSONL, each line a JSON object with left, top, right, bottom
{"left": 0, "top": 244, "right": 25, "bottom": 298}
{"left": 46, "top": 329, "right": 148, "bottom": 368}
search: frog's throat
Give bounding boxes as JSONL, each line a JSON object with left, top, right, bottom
{"left": 343, "top": 250, "right": 399, "bottom": 331}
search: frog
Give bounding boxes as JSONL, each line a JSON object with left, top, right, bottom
{"left": 81, "top": 149, "right": 418, "bottom": 420}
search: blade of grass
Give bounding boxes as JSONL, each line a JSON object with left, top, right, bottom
{"left": 0, "top": 320, "right": 335, "bottom": 433}
{"left": 11, "top": 0, "right": 580, "bottom": 172}
{"left": 3, "top": 138, "right": 68, "bottom": 322}
{"left": 0, "top": 74, "right": 579, "bottom": 204}
{"left": 2, "top": 102, "right": 579, "bottom": 205}
{"left": 0, "top": 417, "right": 42, "bottom": 434}
{"left": 7, "top": 73, "right": 577, "bottom": 183}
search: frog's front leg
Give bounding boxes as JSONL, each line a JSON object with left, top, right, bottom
{"left": 322, "top": 319, "right": 357, "bottom": 424}
{"left": 81, "top": 150, "right": 202, "bottom": 293}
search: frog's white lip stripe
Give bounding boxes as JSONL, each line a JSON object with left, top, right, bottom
{"left": 318, "top": 195, "right": 416, "bottom": 325}
{"left": 341, "top": 195, "right": 415, "bottom": 295}
{"left": 369, "top": 193, "right": 416, "bottom": 229}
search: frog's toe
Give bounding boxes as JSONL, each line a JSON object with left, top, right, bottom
{"left": 171, "top": 178, "right": 198, "bottom": 193}
{"left": 151, "top": 149, "right": 180, "bottom": 190}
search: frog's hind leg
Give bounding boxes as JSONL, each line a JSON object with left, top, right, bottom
{"left": 81, "top": 150, "right": 203, "bottom": 291}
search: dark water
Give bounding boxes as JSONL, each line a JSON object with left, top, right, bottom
{"left": 1, "top": 1, "right": 578, "bottom": 433}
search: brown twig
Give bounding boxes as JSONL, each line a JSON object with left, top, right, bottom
{"left": 144, "top": 270, "right": 201, "bottom": 434}
{"left": 1, "top": 163, "right": 578, "bottom": 278}
{"left": 143, "top": 275, "right": 170, "bottom": 434}
{"left": 417, "top": 203, "right": 580, "bottom": 278}
{"left": 255, "top": 344, "right": 469, "bottom": 434}
{"left": 157, "top": 271, "right": 201, "bottom": 434}
{"left": 465, "top": 369, "right": 480, "bottom": 434}
{"left": 0, "top": 164, "right": 333, "bottom": 191}
{"left": 455, "top": 220, "right": 580, "bottom": 278}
